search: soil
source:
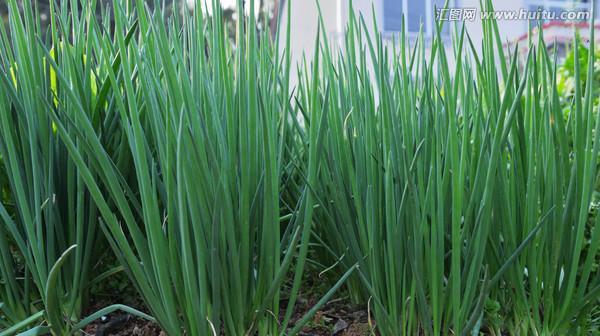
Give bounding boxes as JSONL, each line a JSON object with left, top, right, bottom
{"left": 81, "top": 299, "right": 163, "bottom": 336}
{"left": 82, "top": 296, "right": 374, "bottom": 336}
{"left": 81, "top": 256, "right": 375, "bottom": 335}
{"left": 287, "top": 296, "right": 375, "bottom": 336}
{"left": 83, "top": 315, "right": 163, "bottom": 336}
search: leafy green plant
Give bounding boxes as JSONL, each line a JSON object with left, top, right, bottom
{"left": 2, "top": 0, "right": 599, "bottom": 335}
{"left": 35, "top": 0, "right": 351, "bottom": 334}
{"left": 558, "top": 34, "right": 600, "bottom": 106}
{"left": 299, "top": 2, "right": 600, "bottom": 335}
{"left": 0, "top": 155, "right": 7, "bottom": 200}
{"left": 0, "top": 1, "right": 100, "bottom": 333}
{"left": 0, "top": 1, "right": 151, "bottom": 334}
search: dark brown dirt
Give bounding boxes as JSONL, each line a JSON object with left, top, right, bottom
{"left": 83, "top": 315, "right": 163, "bottom": 336}
{"left": 81, "top": 296, "right": 374, "bottom": 336}
{"left": 285, "top": 296, "right": 376, "bottom": 336}
{"left": 81, "top": 298, "right": 162, "bottom": 336}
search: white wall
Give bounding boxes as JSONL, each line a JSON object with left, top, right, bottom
{"left": 277, "top": 0, "right": 338, "bottom": 83}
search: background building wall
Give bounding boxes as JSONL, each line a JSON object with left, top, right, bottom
{"left": 278, "top": 0, "right": 600, "bottom": 84}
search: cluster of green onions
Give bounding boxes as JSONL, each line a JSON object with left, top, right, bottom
{"left": 0, "top": 0, "right": 599, "bottom": 335}
{"left": 305, "top": 4, "right": 600, "bottom": 334}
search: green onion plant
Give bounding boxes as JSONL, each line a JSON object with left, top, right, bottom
{"left": 36, "top": 0, "right": 345, "bottom": 335}
{"left": 301, "top": 1, "right": 600, "bottom": 335}
{"left": 0, "top": 1, "right": 103, "bottom": 334}
{"left": 1, "top": 0, "right": 599, "bottom": 334}
{"left": 0, "top": 0, "right": 156, "bottom": 334}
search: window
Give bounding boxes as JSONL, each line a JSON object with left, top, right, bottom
{"left": 383, "top": 0, "right": 453, "bottom": 35}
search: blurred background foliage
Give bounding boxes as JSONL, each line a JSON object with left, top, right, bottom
{"left": 0, "top": 0, "right": 280, "bottom": 40}
{"left": 557, "top": 35, "right": 600, "bottom": 109}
